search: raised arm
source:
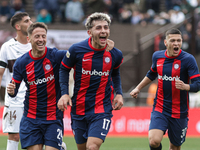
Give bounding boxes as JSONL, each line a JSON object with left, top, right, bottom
{"left": 130, "top": 76, "right": 152, "bottom": 98}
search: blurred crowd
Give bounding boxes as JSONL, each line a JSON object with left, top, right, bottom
{"left": 2, "top": 0, "right": 200, "bottom": 55}
{"left": 0, "top": 0, "right": 199, "bottom": 25}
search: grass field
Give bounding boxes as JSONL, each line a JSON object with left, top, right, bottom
{"left": 0, "top": 136, "right": 199, "bottom": 150}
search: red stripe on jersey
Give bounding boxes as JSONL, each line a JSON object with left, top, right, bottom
{"left": 43, "top": 58, "right": 56, "bottom": 120}
{"left": 61, "top": 61, "right": 71, "bottom": 69}
{"left": 151, "top": 67, "right": 156, "bottom": 72}
{"left": 12, "top": 77, "right": 21, "bottom": 84}
{"left": 155, "top": 58, "right": 165, "bottom": 113}
{"left": 110, "top": 85, "right": 114, "bottom": 102}
{"left": 190, "top": 74, "right": 200, "bottom": 79}
{"left": 114, "top": 58, "right": 123, "bottom": 69}
{"left": 171, "top": 59, "right": 181, "bottom": 118}
{"left": 76, "top": 52, "right": 94, "bottom": 115}
{"left": 95, "top": 52, "right": 112, "bottom": 113}
{"left": 26, "top": 61, "right": 37, "bottom": 119}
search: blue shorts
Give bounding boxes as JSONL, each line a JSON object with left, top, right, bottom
{"left": 149, "top": 111, "right": 188, "bottom": 146}
{"left": 71, "top": 113, "right": 113, "bottom": 144}
{"left": 20, "top": 116, "right": 63, "bottom": 149}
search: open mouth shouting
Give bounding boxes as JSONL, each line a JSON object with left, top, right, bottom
{"left": 99, "top": 36, "right": 107, "bottom": 44}
{"left": 174, "top": 47, "right": 179, "bottom": 51}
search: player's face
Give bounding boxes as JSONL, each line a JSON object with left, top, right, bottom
{"left": 87, "top": 20, "right": 110, "bottom": 49}
{"left": 28, "top": 27, "right": 47, "bottom": 53}
{"left": 164, "top": 34, "right": 182, "bottom": 57}
{"left": 18, "top": 16, "right": 32, "bottom": 36}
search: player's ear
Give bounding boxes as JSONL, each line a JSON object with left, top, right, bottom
{"left": 15, "top": 24, "right": 20, "bottom": 30}
{"left": 164, "top": 39, "right": 167, "bottom": 47}
{"left": 87, "top": 30, "right": 92, "bottom": 37}
{"left": 27, "top": 36, "right": 30, "bottom": 43}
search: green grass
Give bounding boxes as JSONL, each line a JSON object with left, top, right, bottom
{"left": 0, "top": 136, "right": 199, "bottom": 150}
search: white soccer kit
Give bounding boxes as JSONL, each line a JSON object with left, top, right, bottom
{"left": 0, "top": 38, "right": 31, "bottom": 132}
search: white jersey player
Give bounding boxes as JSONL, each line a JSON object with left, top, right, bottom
{"left": 0, "top": 12, "right": 32, "bottom": 150}
{"left": 1, "top": 38, "right": 31, "bottom": 107}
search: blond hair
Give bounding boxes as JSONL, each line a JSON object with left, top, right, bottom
{"left": 85, "top": 12, "right": 111, "bottom": 30}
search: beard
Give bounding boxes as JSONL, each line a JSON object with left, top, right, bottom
{"left": 21, "top": 29, "right": 28, "bottom": 36}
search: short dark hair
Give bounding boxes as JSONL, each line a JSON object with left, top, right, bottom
{"left": 165, "top": 28, "right": 182, "bottom": 38}
{"left": 10, "top": 12, "right": 29, "bottom": 29}
{"left": 27, "top": 22, "right": 48, "bottom": 36}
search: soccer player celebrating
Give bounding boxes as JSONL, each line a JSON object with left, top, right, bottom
{"left": 130, "top": 28, "right": 200, "bottom": 150}
{"left": 58, "top": 12, "right": 124, "bottom": 150}
{"left": 0, "top": 12, "right": 32, "bottom": 150}
{"left": 7, "top": 22, "right": 67, "bottom": 150}
{"left": 7, "top": 21, "right": 115, "bottom": 150}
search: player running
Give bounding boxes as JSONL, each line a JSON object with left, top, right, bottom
{"left": 130, "top": 28, "right": 200, "bottom": 150}
{"left": 58, "top": 12, "right": 124, "bottom": 150}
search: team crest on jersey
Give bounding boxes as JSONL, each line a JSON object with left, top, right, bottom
{"left": 174, "top": 63, "right": 179, "bottom": 70}
{"left": 66, "top": 51, "right": 70, "bottom": 58}
{"left": 44, "top": 64, "right": 51, "bottom": 71}
{"left": 104, "top": 56, "right": 111, "bottom": 64}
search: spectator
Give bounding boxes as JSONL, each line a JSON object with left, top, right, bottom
{"left": 181, "top": 0, "right": 193, "bottom": 15}
{"left": 130, "top": 10, "right": 141, "bottom": 25}
{"left": 123, "top": 0, "right": 137, "bottom": 12}
{"left": 187, "top": 0, "right": 198, "bottom": 8}
{"left": 170, "top": 6, "right": 185, "bottom": 24}
{"left": 58, "top": 0, "right": 69, "bottom": 23}
{"left": 145, "top": 0, "right": 160, "bottom": 13}
{"left": 181, "top": 31, "right": 190, "bottom": 52}
{"left": 109, "top": 0, "right": 123, "bottom": 22}
{"left": 47, "top": 0, "right": 59, "bottom": 23}
{"left": 10, "top": 0, "right": 25, "bottom": 17}
{"left": 104, "top": 0, "right": 114, "bottom": 20}
{"left": 165, "top": 0, "right": 173, "bottom": 11}
{"left": 33, "top": 0, "right": 48, "bottom": 15}
{"left": 119, "top": 6, "right": 132, "bottom": 24}
{"left": 83, "top": 0, "right": 106, "bottom": 17}
{"left": 65, "top": 0, "right": 84, "bottom": 24}
{"left": 36, "top": 8, "right": 52, "bottom": 24}
{"left": 152, "top": 12, "right": 170, "bottom": 25}
{"left": 0, "top": 0, "right": 11, "bottom": 23}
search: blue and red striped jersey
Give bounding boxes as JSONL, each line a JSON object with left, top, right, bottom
{"left": 60, "top": 37, "right": 123, "bottom": 116}
{"left": 147, "top": 49, "right": 200, "bottom": 118}
{"left": 12, "top": 47, "right": 66, "bottom": 120}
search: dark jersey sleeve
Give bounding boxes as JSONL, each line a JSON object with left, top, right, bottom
{"left": 146, "top": 51, "right": 158, "bottom": 81}
{"left": 187, "top": 55, "right": 200, "bottom": 92}
{"left": 59, "top": 46, "right": 76, "bottom": 96}
{"left": 54, "top": 49, "right": 67, "bottom": 64}
{"left": 112, "top": 49, "right": 123, "bottom": 95}
{"left": 8, "top": 58, "right": 22, "bottom": 97}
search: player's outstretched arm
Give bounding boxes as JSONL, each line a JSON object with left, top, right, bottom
{"left": 130, "top": 88, "right": 140, "bottom": 98}
{"left": 7, "top": 80, "right": 16, "bottom": 96}
{"left": 57, "top": 94, "right": 72, "bottom": 111}
{"left": 130, "top": 76, "right": 152, "bottom": 98}
{"left": 112, "top": 94, "right": 123, "bottom": 110}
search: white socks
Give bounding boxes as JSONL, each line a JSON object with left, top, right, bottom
{"left": 6, "top": 140, "right": 19, "bottom": 150}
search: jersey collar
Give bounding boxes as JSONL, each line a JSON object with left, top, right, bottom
{"left": 165, "top": 49, "right": 182, "bottom": 58}
{"left": 29, "top": 47, "right": 47, "bottom": 60}
{"left": 88, "top": 37, "right": 107, "bottom": 51}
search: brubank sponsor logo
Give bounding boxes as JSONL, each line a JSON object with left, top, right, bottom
{"left": 158, "top": 74, "right": 180, "bottom": 81}
{"left": 27, "top": 74, "right": 54, "bottom": 85}
{"left": 82, "top": 68, "right": 109, "bottom": 76}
